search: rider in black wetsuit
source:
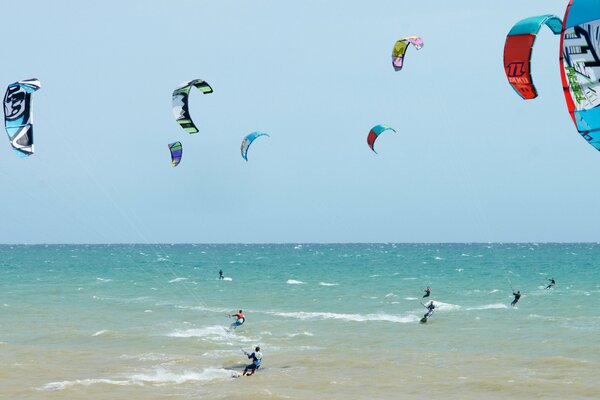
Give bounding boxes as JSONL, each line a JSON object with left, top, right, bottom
{"left": 423, "top": 301, "right": 435, "bottom": 318}
{"left": 423, "top": 287, "right": 431, "bottom": 298}
{"left": 545, "top": 278, "right": 555, "bottom": 289}
{"left": 511, "top": 291, "right": 521, "bottom": 307}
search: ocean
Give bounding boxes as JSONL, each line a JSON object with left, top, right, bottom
{"left": 1, "top": 243, "right": 599, "bottom": 399}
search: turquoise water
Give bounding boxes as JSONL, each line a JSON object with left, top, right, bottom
{"left": 1, "top": 243, "right": 599, "bottom": 399}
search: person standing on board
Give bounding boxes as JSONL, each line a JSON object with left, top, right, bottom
{"left": 423, "top": 287, "right": 431, "bottom": 298}
{"left": 545, "top": 278, "right": 556, "bottom": 289}
{"left": 242, "top": 346, "right": 262, "bottom": 376}
{"left": 219, "top": 269, "right": 224, "bottom": 280}
{"left": 511, "top": 291, "right": 521, "bottom": 307}
{"left": 229, "top": 310, "right": 245, "bottom": 329}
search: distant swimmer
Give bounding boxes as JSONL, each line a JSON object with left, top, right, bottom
{"left": 423, "top": 287, "right": 431, "bottom": 298}
{"left": 545, "top": 278, "right": 556, "bottom": 289}
{"left": 229, "top": 310, "right": 245, "bottom": 329}
{"left": 219, "top": 269, "right": 224, "bottom": 280}
{"left": 511, "top": 291, "right": 521, "bottom": 307}
{"left": 421, "top": 301, "right": 435, "bottom": 319}
{"left": 242, "top": 346, "right": 262, "bottom": 376}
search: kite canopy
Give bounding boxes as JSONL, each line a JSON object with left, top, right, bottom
{"left": 503, "top": 15, "right": 562, "bottom": 100}
{"left": 367, "top": 124, "right": 396, "bottom": 153}
{"left": 172, "top": 79, "right": 213, "bottom": 134}
{"left": 391, "top": 36, "right": 424, "bottom": 71}
{"left": 168, "top": 141, "right": 182, "bottom": 167}
{"left": 560, "top": 0, "right": 600, "bottom": 151}
{"left": 3, "top": 78, "right": 41, "bottom": 157}
{"left": 241, "top": 132, "right": 269, "bottom": 161}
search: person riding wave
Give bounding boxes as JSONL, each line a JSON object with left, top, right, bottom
{"left": 422, "top": 301, "right": 435, "bottom": 319}
{"left": 511, "top": 291, "right": 521, "bottom": 307}
{"left": 229, "top": 310, "right": 245, "bottom": 329}
{"left": 545, "top": 278, "right": 555, "bottom": 289}
{"left": 423, "top": 287, "right": 431, "bottom": 298}
{"left": 242, "top": 346, "right": 262, "bottom": 376}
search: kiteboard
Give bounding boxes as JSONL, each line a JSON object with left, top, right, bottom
{"left": 420, "top": 316, "right": 428, "bottom": 323}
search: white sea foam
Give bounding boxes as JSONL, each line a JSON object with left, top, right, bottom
{"left": 286, "top": 331, "right": 314, "bottom": 338}
{"left": 118, "top": 353, "right": 171, "bottom": 362}
{"left": 92, "top": 329, "right": 110, "bottom": 337}
{"left": 402, "top": 277, "right": 417, "bottom": 280}
{"left": 267, "top": 310, "right": 419, "bottom": 323}
{"left": 166, "top": 325, "right": 255, "bottom": 342}
{"left": 466, "top": 303, "right": 508, "bottom": 311}
{"left": 223, "top": 277, "right": 233, "bottom": 281}
{"left": 129, "top": 367, "right": 237, "bottom": 384}
{"left": 434, "top": 256, "right": 444, "bottom": 260}
{"left": 319, "top": 282, "right": 338, "bottom": 286}
{"left": 96, "top": 277, "right": 112, "bottom": 282}
{"left": 430, "top": 301, "right": 462, "bottom": 311}
{"left": 287, "top": 279, "right": 305, "bottom": 284}
{"left": 39, "top": 367, "right": 237, "bottom": 391}
{"left": 39, "top": 378, "right": 136, "bottom": 391}
{"left": 404, "top": 297, "right": 418, "bottom": 300}
{"left": 488, "top": 289, "right": 500, "bottom": 294}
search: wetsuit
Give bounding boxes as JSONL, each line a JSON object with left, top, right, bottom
{"left": 423, "top": 303, "right": 435, "bottom": 318}
{"left": 230, "top": 312, "right": 245, "bottom": 328}
{"left": 243, "top": 351, "right": 262, "bottom": 375}
{"left": 219, "top": 270, "right": 224, "bottom": 280}
{"left": 545, "top": 279, "right": 555, "bottom": 289}
{"left": 423, "top": 288, "right": 431, "bottom": 298}
{"left": 511, "top": 292, "right": 521, "bottom": 307}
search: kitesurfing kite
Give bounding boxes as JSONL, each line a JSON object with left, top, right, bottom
{"left": 168, "top": 141, "right": 182, "bottom": 167}
{"left": 172, "top": 79, "right": 213, "bottom": 134}
{"left": 503, "top": 15, "right": 562, "bottom": 99}
{"left": 392, "top": 36, "right": 424, "bottom": 71}
{"left": 560, "top": 0, "right": 600, "bottom": 151}
{"left": 241, "top": 132, "right": 269, "bottom": 161}
{"left": 367, "top": 124, "right": 396, "bottom": 153}
{"left": 3, "top": 79, "right": 41, "bottom": 157}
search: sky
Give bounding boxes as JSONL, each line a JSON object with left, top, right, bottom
{"left": 0, "top": 0, "right": 595, "bottom": 244}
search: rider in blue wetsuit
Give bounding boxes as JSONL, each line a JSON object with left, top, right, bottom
{"left": 243, "top": 346, "right": 262, "bottom": 376}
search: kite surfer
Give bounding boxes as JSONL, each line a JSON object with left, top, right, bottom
{"left": 423, "top": 287, "right": 431, "bottom": 298}
{"left": 421, "top": 301, "right": 435, "bottom": 319}
{"left": 242, "top": 346, "right": 262, "bottom": 376}
{"left": 229, "top": 310, "right": 245, "bottom": 329}
{"left": 219, "top": 269, "right": 224, "bottom": 280}
{"left": 545, "top": 278, "right": 556, "bottom": 289}
{"left": 511, "top": 291, "right": 521, "bottom": 307}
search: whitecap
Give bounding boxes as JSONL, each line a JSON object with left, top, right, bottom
{"left": 266, "top": 310, "right": 419, "bottom": 324}
{"left": 92, "top": 330, "right": 110, "bottom": 337}
{"left": 287, "top": 279, "right": 304, "bottom": 285}
{"left": 319, "top": 282, "right": 338, "bottom": 286}
{"left": 168, "top": 277, "right": 187, "bottom": 283}
{"left": 434, "top": 256, "right": 444, "bottom": 260}
{"left": 222, "top": 277, "right": 233, "bottom": 281}
{"left": 466, "top": 303, "right": 508, "bottom": 311}
{"left": 166, "top": 326, "right": 255, "bottom": 343}
{"left": 39, "top": 379, "right": 135, "bottom": 391}
{"left": 286, "top": 332, "right": 314, "bottom": 338}
{"left": 430, "top": 301, "right": 461, "bottom": 311}
{"left": 129, "top": 367, "right": 237, "bottom": 384}
{"left": 404, "top": 297, "right": 418, "bottom": 300}
{"left": 96, "top": 277, "right": 112, "bottom": 282}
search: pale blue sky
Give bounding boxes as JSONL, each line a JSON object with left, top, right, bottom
{"left": 1, "top": 0, "right": 594, "bottom": 244}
